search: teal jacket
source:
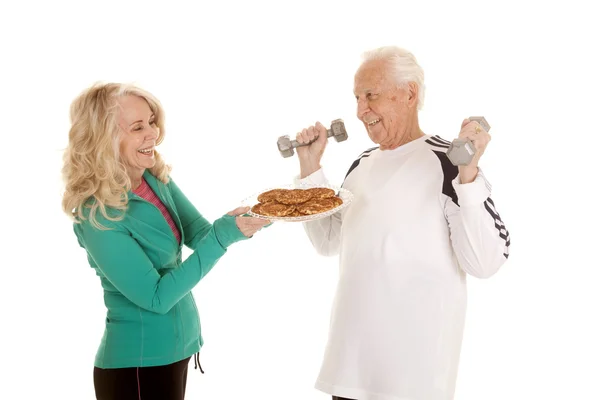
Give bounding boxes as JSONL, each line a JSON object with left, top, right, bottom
{"left": 74, "top": 170, "right": 248, "bottom": 368}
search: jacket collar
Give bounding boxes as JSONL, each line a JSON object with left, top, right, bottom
{"left": 128, "top": 170, "right": 185, "bottom": 247}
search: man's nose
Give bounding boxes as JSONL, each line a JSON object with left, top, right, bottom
{"left": 356, "top": 98, "right": 369, "bottom": 119}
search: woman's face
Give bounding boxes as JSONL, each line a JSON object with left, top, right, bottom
{"left": 118, "top": 95, "right": 159, "bottom": 181}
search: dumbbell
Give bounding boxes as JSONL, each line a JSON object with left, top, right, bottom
{"left": 277, "top": 119, "right": 348, "bottom": 158}
{"left": 446, "top": 116, "right": 490, "bottom": 166}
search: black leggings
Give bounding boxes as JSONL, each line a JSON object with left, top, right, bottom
{"left": 93, "top": 356, "right": 192, "bottom": 400}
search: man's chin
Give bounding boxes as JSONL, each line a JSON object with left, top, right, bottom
{"left": 368, "top": 132, "right": 385, "bottom": 146}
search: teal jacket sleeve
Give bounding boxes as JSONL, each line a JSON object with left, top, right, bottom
{"left": 75, "top": 210, "right": 248, "bottom": 315}
{"left": 167, "top": 177, "right": 243, "bottom": 249}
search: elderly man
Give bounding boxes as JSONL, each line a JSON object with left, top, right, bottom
{"left": 293, "top": 46, "right": 510, "bottom": 400}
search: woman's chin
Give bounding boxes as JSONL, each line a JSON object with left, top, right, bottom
{"left": 136, "top": 154, "right": 156, "bottom": 169}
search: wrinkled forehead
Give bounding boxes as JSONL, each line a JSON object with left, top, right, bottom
{"left": 353, "top": 60, "right": 392, "bottom": 94}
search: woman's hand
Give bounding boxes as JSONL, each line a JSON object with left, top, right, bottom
{"left": 227, "top": 206, "right": 271, "bottom": 237}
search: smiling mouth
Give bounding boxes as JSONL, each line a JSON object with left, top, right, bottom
{"left": 367, "top": 118, "right": 381, "bottom": 126}
{"left": 138, "top": 147, "right": 154, "bottom": 155}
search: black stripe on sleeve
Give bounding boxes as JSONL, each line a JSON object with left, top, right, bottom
{"left": 432, "top": 150, "right": 459, "bottom": 206}
{"left": 484, "top": 197, "right": 510, "bottom": 259}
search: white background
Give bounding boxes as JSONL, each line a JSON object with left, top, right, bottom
{"left": 1, "top": 0, "right": 598, "bottom": 399}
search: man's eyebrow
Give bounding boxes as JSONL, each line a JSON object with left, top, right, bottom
{"left": 354, "top": 88, "right": 374, "bottom": 96}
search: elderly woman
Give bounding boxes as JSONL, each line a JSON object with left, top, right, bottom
{"left": 61, "top": 82, "right": 270, "bottom": 400}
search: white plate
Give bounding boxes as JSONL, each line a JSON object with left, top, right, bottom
{"left": 241, "top": 183, "right": 353, "bottom": 222}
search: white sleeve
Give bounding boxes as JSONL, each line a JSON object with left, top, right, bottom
{"left": 293, "top": 168, "right": 343, "bottom": 257}
{"left": 445, "top": 168, "right": 510, "bottom": 278}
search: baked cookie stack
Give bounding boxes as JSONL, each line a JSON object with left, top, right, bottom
{"left": 251, "top": 188, "right": 343, "bottom": 217}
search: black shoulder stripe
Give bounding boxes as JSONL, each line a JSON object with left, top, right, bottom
{"left": 343, "top": 146, "right": 378, "bottom": 183}
{"left": 431, "top": 150, "right": 459, "bottom": 206}
{"left": 425, "top": 139, "right": 449, "bottom": 149}
{"left": 430, "top": 135, "right": 451, "bottom": 145}
{"left": 358, "top": 146, "right": 378, "bottom": 158}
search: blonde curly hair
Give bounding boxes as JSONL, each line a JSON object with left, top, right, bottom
{"left": 62, "top": 82, "right": 171, "bottom": 229}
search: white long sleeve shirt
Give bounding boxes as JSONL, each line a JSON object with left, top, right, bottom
{"left": 295, "top": 134, "right": 510, "bottom": 400}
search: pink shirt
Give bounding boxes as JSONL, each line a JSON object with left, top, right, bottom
{"left": 133, "top": 178, "right": 182, "bottom": 244}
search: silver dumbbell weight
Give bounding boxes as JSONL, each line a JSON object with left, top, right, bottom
{"left": 446, "top": 116, "right": 490, "bottom": 166}
{"left": 277, "top": 119, "right": 348, "bottom": 158}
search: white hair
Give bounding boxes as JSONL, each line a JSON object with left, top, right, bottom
{"left": 360, "top": 46, "right": 425, "bottom": 110}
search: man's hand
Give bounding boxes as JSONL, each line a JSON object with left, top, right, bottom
{"left": 295, "top": 121, "right": 328, "bottom": 179}
{"left": 457, "top": 118, "right": 491, "bottom": 184}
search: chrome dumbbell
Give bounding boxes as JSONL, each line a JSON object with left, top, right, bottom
{"left": 276, "top": 119, "right": 348, "bottom": 158}
{"left": 446, "top": 116, "right": 490, "bottom": 166}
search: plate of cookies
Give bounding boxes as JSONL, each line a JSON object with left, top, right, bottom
{"left": 242, "top": 184, "right": 353, "bottom": 222}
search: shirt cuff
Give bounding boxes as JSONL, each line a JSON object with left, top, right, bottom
{"left": 452, "top": 168, "right": 492, "bottom": 207}
{"left": 293, "top": 168, "right": 329, "bottom": 187}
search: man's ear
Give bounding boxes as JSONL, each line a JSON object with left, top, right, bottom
{"left": 407, "top": 81, "right": 419, "bottom": 108}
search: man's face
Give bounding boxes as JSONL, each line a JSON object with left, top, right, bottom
{"left": 354, "top": 59, "right": 411, "bottom": 147}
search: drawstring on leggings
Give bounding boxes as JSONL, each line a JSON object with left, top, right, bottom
{"left": 193, "top": 352, "right": 204, "bottom": 374}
